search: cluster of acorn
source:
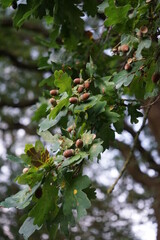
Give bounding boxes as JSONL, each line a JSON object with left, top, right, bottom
{"left": 112, "top": 44, "right": 129, "bottom": 55}
{"left": 136, "top": 26, "right": 148, "bottom": 39}
{"left": 49, "top": 89, "right": 59, "bottom": 108}
{"left": 69, "top": 77, "right": 91, "bottom": 104}
{"left": 49, "top": 77, "right": 91, "bottom": 108}
{"left": 63, "top": 139, "right": 83, "bottom": 158}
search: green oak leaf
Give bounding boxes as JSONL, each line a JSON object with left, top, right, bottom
{"left": 32, "top": 103, "right": 48, "bottom": 122}
{"left": 63, "top": 175, "right": 91, "bottom": 220}
{"left": 54, "top": 70, "right": 72, "bottom": 95}
{"left": 39, "top": 109, "right": 68, "bottom": 132}
{"left": 7, "top": 155, "right": 23, "bottom": 164}
{"left": 136, "top": 39, "right": 151, "bottom": 60}
{"left": 128, "top": 104, "right": 143, "bottom": 124}
{"left": 74, "top": 96, "right": 100, "bottom": 113}
{"left": 38, "top": 131, "right": 60, "bottom": 151}
{"left": 113, "top": 70, "right": 134, "bottom": 89}
{"left": 81, "top": 131, "right": 96, "bottom": 147}
{"left": 86, "top": 57, "right": 97, "bottom": 77}
{"left": 1, "top": 0, "right": 13, "bottom": 8}
{"left": 89, "top": 140, "right": 103, "bottom": 160}
{"left": 105, "top": 0, "right": 131, "bottom": 26}
{"left": 0, "top": 182, "right": 41, "bottom": 209}
{"left": 16, "top": 168, "right": 44, "bottom": 187}
{"left": 49, "top": 92, "right": 69, "bottom": 119}
{"left": 19, "top": 217, "right": 41, "bottom": 240}
{"left": 29, "top": 175, "right": 58, "bottom": 227}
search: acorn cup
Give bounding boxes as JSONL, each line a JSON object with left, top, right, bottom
{"left": 140, "top": 26, "right": 148, "bottom": 34}
{"left": 22, "top": 167, "right": 29, "bottom": 174}
{"left": 63, "top": 149, "right": 75, "bottom": 158}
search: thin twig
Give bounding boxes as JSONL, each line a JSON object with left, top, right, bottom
{"left": 107, "top": 99, "right": 153, "bottom": 194}
{"left": 141, "top": 95, "right": 160, "bottom": 108}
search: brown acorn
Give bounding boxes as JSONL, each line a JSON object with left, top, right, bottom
{"left": 76, "top": 139, "right": 83, "bottom": 148}
{"left": 69, "top": 97, "right": 78, "bottom": 104}
{"left": 63, "top": 149, "right": 75, "bottom": 158}
{"left": 22, "top": 167, "right": 29, "bottom": 174}
{"left": 49, "top": 98, "right": 57, "bottom": 106}
{"left": 84, "top": 80, "right": 90, "bottom": 89}
{"left": 120, "top": 44, "right": 129, "bottom": 52}
{"left": 50, "top": 89, "right": 59, "bottom": 96}
{"left": 35, "top": 187, "right": 43, "bottom": 199}
{"left": 136, "top": 31, "right": 142, "bottom": 38}
{"left": 124, "top": 63, "right": 132, "bottom": 71}
{"left": 80, "top": 93, "right": 90, "bottom": 101}
{"left": 77, "top": 84, "right": 84, "bottom": 93}
{"left": 67, "top": 126, "right": 73, "bottom": 133}
{"left": 140, "top": 26, "right": 148, "bottom": 34}
{"left": 152, "top": 72, "right": 160, "bottom": 83}
{"left": 74, "top": 78, "right": 83, "bottom": 85}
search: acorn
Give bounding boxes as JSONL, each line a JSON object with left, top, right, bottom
{"left": 80, "top": 93, "right": 90, "bottom": 101}
{"left": 84, "top": 80, "right": 90, "bottom": 89}
{"left": 120, "top": 44, "right": 129, "bottom": 52}
{"left": 124, "top": 63, "right": 132, "bottom": 71}
{"left": 140, "top": 26, "right": 148, "bottom": 34}
{"left": 35, "top": 187, "right": 43, "bottom": 199}
{"left": 152, "top": 72, "right": 160, "bottom": 83}
{"left": 67, "top": 126, "right": 73, "bottom": 133}
{"left": 63, "top": 149, "right": 75, "bottom": 158}
{"left": 50, "top": 89, "right": 59, "bottom": 96}
{"left": 22, "top": 167, "right": 29, "bottom": 174}
{"left": 77, "top": 84, "right": 84, "bottom": 93}
{"left": 49, "top": 98, "right": 57, "bottom": 106}
{"left": 73, "top": 78, "right": 83, "bottom": 85}
{"left": 69, "top": 97, "right": 78, "bottom": 104}
{"left": 76, "top": 139, "right": 83, "bottom": 148}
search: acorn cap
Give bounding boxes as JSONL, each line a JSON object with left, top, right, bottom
{"left": 140, "top": 26, "right": 148, "bottom": 34}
